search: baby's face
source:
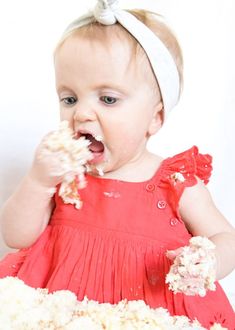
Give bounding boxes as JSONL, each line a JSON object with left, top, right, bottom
{"left": 54, "top": 32, "right": 162, "bottom": 178}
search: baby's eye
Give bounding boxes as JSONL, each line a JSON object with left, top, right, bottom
{"left": 61, "top": 96, "right": 77, "bottom": 105}
{"left": 100, "top": 96, "right": 117, "bottom": 105}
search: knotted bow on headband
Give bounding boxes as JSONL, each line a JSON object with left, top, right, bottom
{"left": 94, "top": 0, "right": 119, "bottom": 25}
{"left": 63, "top": 0, "right": 180, "bottom": 116}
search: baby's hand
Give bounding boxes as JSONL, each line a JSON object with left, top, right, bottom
{"left": 29, "top": 135, "right": 72, "bottom": 189}
{"left": 165, "top": 247, "right": 183, "bottom": 261}
{"left": 165, "top": 236, "right": 217, "bottom": 297}
{"left": 29, "top": 122, "right": 93, "bottom": 208}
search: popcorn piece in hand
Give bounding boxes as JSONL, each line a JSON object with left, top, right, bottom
{"left": 166, "top": 236, "right": 216, "bottom": 297}
{"left": 40, "top": 121, "right": 93, "bottom": 208}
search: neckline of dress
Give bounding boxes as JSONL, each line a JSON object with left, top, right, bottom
{"left": 86, "top": 156, "right": 171, "bottom": 186}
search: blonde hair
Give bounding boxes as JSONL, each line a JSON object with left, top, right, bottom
{"left": 55, "top": 9, "right": 183, "bottom": 98}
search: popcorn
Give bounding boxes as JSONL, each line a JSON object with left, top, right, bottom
{"left": 166, "top": 236, "right": 216, "bottom": 297}
{"left": 171, "top": 172, "right": 185, "bottom": 184}
{"left": 86, "top": 163, "right": 105, "bottom": 177}
{"left": 96, "top": 165, "right": 105, "bottom": 176}
{"left": 210, "top": 323, "right": 228, "bottom": 330}
{"left": 0, "top": 277, "right": 225, "bottom": 329}
{"left": 210, "top": 324, "right": 228, "bottom": 330}
{"left": 40, "top": 121, "right": 93, "bottom": 209}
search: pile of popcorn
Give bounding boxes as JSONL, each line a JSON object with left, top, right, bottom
{"left": 40, "top": 121, "right": 93, "bottom": 209}
{"left": 0, "top": 277, "right": 225, "bottom": 330}
{"left": 166, "top": 236, "right": 216, "bottom": 297}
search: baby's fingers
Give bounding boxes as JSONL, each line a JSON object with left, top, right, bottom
{"left": 166, "top": 247, "right": 183, "bottom": 260}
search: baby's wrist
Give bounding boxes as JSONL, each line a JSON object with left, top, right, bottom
{"left": 25, "top": 173, "right": 57, "bottom": 197}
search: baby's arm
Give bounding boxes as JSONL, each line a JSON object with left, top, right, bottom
{"left": 1, "top": 123, "right": 92, "bottom": 249}
{"left": 0, "top": 132, "right": 70, "bottom": 249}
{"left": 179, "top": 179, "right": 235, "bottom": 280}
{"left": 0, "top": 174, "right": 55, "bottom": 249}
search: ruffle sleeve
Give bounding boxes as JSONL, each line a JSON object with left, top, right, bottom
{"left": 159, "top": 146, "right": 213, "bottom": 208}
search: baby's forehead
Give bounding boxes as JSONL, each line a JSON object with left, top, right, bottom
{"left": 55, "top": 24, "right": 159, "bottom": 93}
{"left": 61, "top": 24, "right": 153, "bottom": 72}
{"left": 58, "top": 23, "right": 146, "bottom": 64}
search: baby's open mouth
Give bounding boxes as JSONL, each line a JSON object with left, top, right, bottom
{"left": 83, "top": 134, "right": 104, "bottom": 153}
{"left": 78, "top": 133, "right": 105, "bottom": 164}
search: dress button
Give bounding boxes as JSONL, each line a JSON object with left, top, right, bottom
{"left": 157, "top": 200, "right": 167, "bottom": 209}
{"left": 146, "top": 183, "right": 155, "bottom": 192}
{"left": 170, "top": 218, "right": 179, "bottom": 226}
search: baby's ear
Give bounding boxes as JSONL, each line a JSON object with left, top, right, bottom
{"left": 148, "top": 101, "right": 163, "bottom": 136}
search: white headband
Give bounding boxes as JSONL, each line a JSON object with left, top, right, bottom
{"left": 63, "top": 0, "right": 180, "bottom": 115}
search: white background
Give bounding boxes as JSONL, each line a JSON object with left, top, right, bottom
{"left": 0, "top": 0, "right": 234, "bottom": 307}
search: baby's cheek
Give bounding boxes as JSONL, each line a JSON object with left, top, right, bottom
{"left": 60, "top": 108, "right": 73, "bottom": 121}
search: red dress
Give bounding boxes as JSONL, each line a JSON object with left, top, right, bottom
{"left": 0, "top": 146, "right": 235, "bottom": 329}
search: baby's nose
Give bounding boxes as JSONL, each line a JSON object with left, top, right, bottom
{"left": 73, "top": 103, "right": 97, "bottom": 122}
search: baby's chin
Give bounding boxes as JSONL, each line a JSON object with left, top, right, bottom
{"left": 86, "top": 160, "right": 107, "bottom": 177}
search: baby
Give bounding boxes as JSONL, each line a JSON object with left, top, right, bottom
{"left": 0, "top": 0, "right": 235, "bottom": 328}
